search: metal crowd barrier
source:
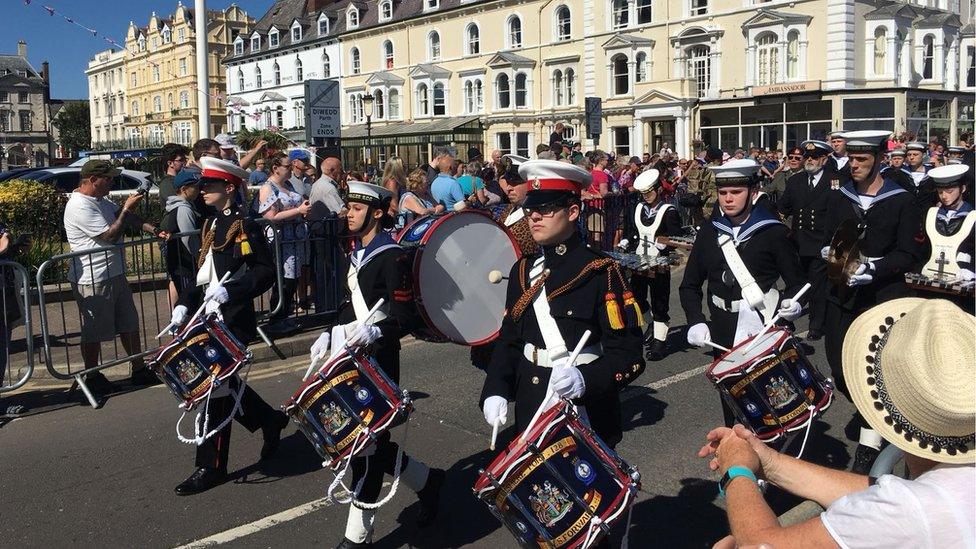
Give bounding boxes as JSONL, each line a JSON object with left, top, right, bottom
{"left": 0, "top": 260, "right": 34, "bottom": 394}
{"left": 582, "top": 193, "right": 640, "bottom": 251}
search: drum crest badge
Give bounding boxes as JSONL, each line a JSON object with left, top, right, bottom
{"left": 204, "top": 345, "right": 219, "bottom": 362}
{"left": 764, "top": 376, "right": 798, "bottom": 410}
{"left": 176, "top": 358, "right": 200, "bottom": 385}
{"left": 529, "top": 481, "right": 573, "bottom": 527}
{"left": 573, "top": 457, "right": 596, "bottom": 485}
{"left": 354, "top": 384, "right": 373, "bottom": 405}
{"left": 319, "top": 401, "right": 352, "bottom": 435}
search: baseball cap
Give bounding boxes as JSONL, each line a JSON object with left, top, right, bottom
{"left": 214, "top": 133, "right": 236, "bottom": 149}
{"left": 467, "top": 147, "right": 483, "bottom": 162}
{"left": 288, "top": 149, "right": 311, "bottom": 163}
{"left": 80, "top": 160, "right": 122, "bottom": 179}
{"left": 174, "top": 169, "right": 201, "bottom": 189}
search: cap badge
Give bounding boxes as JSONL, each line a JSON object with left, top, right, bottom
{"left": 805, "top": 143, "right": 816, "bottom": 151}
{"left": 532, "top": 178, "right": 541, "bottom": 190}
{"left": 556, "top": 244, "right": 567, "bottom": 255}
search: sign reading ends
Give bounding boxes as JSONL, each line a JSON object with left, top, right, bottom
{"left": 305, "top": 79, "right": 341, "bottom": 139}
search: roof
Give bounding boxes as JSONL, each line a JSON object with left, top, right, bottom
{"left": 916, "top": 12, "right": 961, "bottom": 28}
{"left": 864, "top": 2, "right": 920, "bottom": 20}
{"left": 226, "top": 0, "right": 351, "bottom": 62}
{"left": 0, "top": 54, "right": 41, "bottom": 80}
{"left": 961, "top": 21, "right": 975, "bottom": 36}
{"left": 341, "top": 115, "right": 481, "bottom": 139}
{"left": 366, "top": 71, "right": 406, "bottom": 86}
{"left": 602, "top": 34, "right": 654, "bottom": 48}
{"left": 741, "top": 9, "right": 813, "bottom": 28}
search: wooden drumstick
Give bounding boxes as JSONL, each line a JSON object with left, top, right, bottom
{"left": 743, "top": 283, "right": 812, "bottom": 353}
{"left": 158, "top": 271, "right": 232, "bottom": 339}
{"left": 520, "top": 330, "right": 592, "bottom": 443}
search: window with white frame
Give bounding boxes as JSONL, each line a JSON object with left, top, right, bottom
{"left": 637, "top": 0, "right": 652, "bottom": 24}
{"left": 922, "top": 34, "right": 934, "bottom": 80}
{"left": 554, "top": 70, "right": 565, "bottom": 105}
{"left": 873, "top": 27, "right": 886, "bottom": 76}
{"left": 612, "top": 0, "right": 629, "bottom": 30}
{"left": 497, "top": 74, "right": 511, "bottom": 108}
{"left": 613, "top": 126, "right": 631, "bottom": 156}
{"left": 131, "top": 72, "right": 137, "bottom": 87}
{"left": 380, "top": 0, "right": 393, "bottom": 22}
{"left": 688, "top": 45, "right": 710, "bottom": 97}
{"left": 464, "top": 79, "right": 484, "bottom": 113}
{"left": 425, "top": 0, "right": 439, "bottom": 11}
{"left": 270, "top": 29, "right": 280, "bottom": 48}
{"left": 163, "top": 28, "right": 171, "bottom": 43}
{"left": 565, "top": 68, "right": 576, "bottom": 104}
{"left": 252, "top": 35, "right": 260, "bottom": 51}
{"left": 318, "top": 16, "right": 329, "bottom": 36}
{"left": 348, "top": 94, "right": 364, "bottom": 123}
{"left": 508, "top": 16, "right": 523, "bottom": 49}
{"left": 180, "top": 57, "right": 187, "bottom": 76}
{"left": 497, "top": 132, "right": 512, "bottom": 153}
{"left": 234, "top": 40, "right": 244, "bottom": 55}
{"left": 351, "top": 48, "right": 361, "bottom": 75}
{"left": 417, "top": 84, "right": 430, "bottom": 115}
{"left": 555, "top": 6, "right": 571, "bottom": 41}
{"left": 612, "top": 54, "right": 629, "bottom": 95}
{"left": 275, "top": 106, "right": 284, "bottom": 127}
{"left": 255, "top": 66, "right": 262, "bottom": 87}
{"left": 636, "top": 52, "right": 648, "bottom": 82}
{"left": 383, "top": 41, "right": 395, "bottom": 69}
{"left": 153, "top": 65, "right": 160, "bottom": 82}
{"left": 374, "top": 90, "right": 386, "bottom": 119}
{"left": 178, "top": 28, "right": 185, "bottom": 43}
{"left": 689, "top": 0, "right": 708, "bottom": 17}
{"left": 273, "top": 62, "right": 281, "bottom": 85}
{"left": 433, "top": 83, "right": 446, "bottom": 115}
{"left": 295, "top": 101, "right": 305, "bottom": 125}
{"left": 347, "top": 8, "right": 360, "bottom": 29}
{"left": 132, "top": 100, "right": 139, "bottom": 115}
{"left": 138, "top": 36, "right": 146, "bottom": 51}
{"left": 786, "top": 30, "right": 799, "bottom": 79}
{"left": 167, "top": 93, "right": 174, "bottom": 110}
{"left": 428, "top": 31, "right": 442, "bottom": 61}
{"left": 389, "top": 89, "right": 401, "bottom": 119}
{"left": 756, "top": 32, "right": 778, "bottom": 86}
{"left": 154, "top": 95, "right": 162, "bottom": 112}
{"left": 514, "top": 73, "right": 528, "bottom": 107}
{"left": 323, "top": 53, "right": 331, "bottom": 77}
{"left": 516, "top": 132, "right": 530, "bottom": 156}
{"left": 292, "top": 24, "right": 302, "bottom": 43}
{"left": 180, "top": 90, "right": 189, "bottom": 108}
{"left": 967, "top": 46, "right": 975, "bottom": 87}
{"left": 296, "top": 58, "right": 304, "bottom": 81}
{"left": 467, "top": 24, "right": 480, "bottom": 55}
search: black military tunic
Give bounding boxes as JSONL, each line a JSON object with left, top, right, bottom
{"left": 618, "top": 201, "right": 683, "bottom": 325}
{"left": 820, "top": 179, "right": 924, "bottom": 397}
{"left": 827, "top": 154, "right": 851, "bottom": 178}
{"left": 178, "top": 204, "right": 282, "bottom": 471}
{"left": 903, "top": 164, "right": 938, "bottom": 208}
{"left": 481, "top": 235, "right": 645, "bottom": 447}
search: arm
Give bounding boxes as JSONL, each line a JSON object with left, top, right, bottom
{"left": 402, "top": 194, "right": 433, "bottom": 216}
{"left": 378, "top": 250, "right": 415, "bottom": 340}
{"left": 480, "top": 261, "right": 525, "bottom": 405}
{"left": 238, "top": 140, "right": 267, "bottom": 171}
{"left": 678, "top": 236, "right": 709, "bottom": 325}
{"left": 872, "top": 197, "right": 925, "bottom": 279}
{"left": 777, "top": 181, "right": 795, "bottom": 217}
{"left": 176, "top": 207, "right": 201, "bottom": 258}
{"left": 260, "top": 186, "right": 309, "bottom": 222}
{"left": 772, "top": 226, "right": 806, "bottom": 300}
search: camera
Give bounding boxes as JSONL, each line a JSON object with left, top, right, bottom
{"left": 136, "top": 178, "right": 153, "bottom": 197}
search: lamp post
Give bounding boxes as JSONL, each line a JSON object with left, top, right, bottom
{"left": 361, "top": 92, "right": 374, "bottom": 179}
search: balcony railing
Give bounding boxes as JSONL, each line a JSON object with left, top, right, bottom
{"left": 88, "top": 136, "right": 169, "bottom": 152}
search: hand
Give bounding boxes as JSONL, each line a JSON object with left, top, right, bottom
{"left": 697, "top": 425, "right": 761, "bottom": 475}
{"left": 298, "top": 201, "right": 311, "bottom": 216}
{"left": 170, "top": 305, "right": 188, "bottom": 332}
{"left": 347, "top": 323, "right": 381, "bottom": 348}
{"left": 956, "top": 268, "right": 975, "bottom": 282}
{"left": 687, "top": 322, "right": 711, "bottom": 348}
{"left": 847, "top": 262, "right": 875, "bottom": 287}
{"left": 123, "top": 193, "right": 144, "bottom": 212}
{"left": 156, "top": 230, "right": 171, "bottom": 240}
{"left": 776, "top": 299, "right": 803, "bottom": 321}
{"left": 548, "top": 363, "right": 586, "bottom": 399}
{"left": 434, "top": 204, "right": 446, "bottom": 214}
{"left": 617, "top": 238, "right": 630, "bottom": 250}
{"left": 310, "top": 332, "right": 331, "bottom": 360}
{"left": 654, "top": 241, "right": 668, "bottom": 251}
{"left": 252, "top": 139, "right": 268, "bottom": 152}
{"left": 204, "top": 283, "right": 230, "bottom": 304}
{"left": 482, "top": 395, "right": 508, "bottom": 427}
{"left": 820, "top": 246, "right": 831, "bottom": 261}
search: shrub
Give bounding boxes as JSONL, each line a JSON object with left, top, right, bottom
{"left": 0, "top": 179, "right": 69, "bottom": 278}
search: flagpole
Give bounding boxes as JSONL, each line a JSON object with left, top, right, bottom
{"left": 195, "top": 0, "right": 211, "bottom": 138}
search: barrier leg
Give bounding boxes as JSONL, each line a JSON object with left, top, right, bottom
{"left": 74, "top": 373, "right": 101, "bottom": 409}
{"left": 256, "top": 326, "right": 285, "bottom": 360}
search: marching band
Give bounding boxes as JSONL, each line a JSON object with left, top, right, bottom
{"left": 145, "top": 137, "right": 974, "bottom": 548}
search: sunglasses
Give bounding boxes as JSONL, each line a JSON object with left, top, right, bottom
{"left": 525, "top": 203, "right": 569, "bottom": 217}
{"left": 788, "top": 155, "right": 803, "bottom": 160}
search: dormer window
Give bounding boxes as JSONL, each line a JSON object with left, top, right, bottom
{"left": 347, "top": 7, "right": 360, "bottom": 29}
{"left": 269, "top": 29, "right": 280, "bottom": 48}
{"left": 251, "top": 35, "right": 261, "bottom": 51}
{"left": 424, "top": 0, "right": 439, "bottom": 11}
{"left": 138, "top": 36, "right": 146, "bottom": 51}
{"left": 318, "top": 14, "right": 329, "bottom": 35}
{"left": 234, "top": 38, "right": 244, "bottom": 55}
{"left": 291, "top": 23, "right": 302, "bottom": 42}
{"left": 162, "top": 28, "right": 171, "bottom": 43}
{"left": 380, "top": 0, "right": 393, "bottom": 21}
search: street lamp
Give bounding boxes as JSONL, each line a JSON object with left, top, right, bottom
{"left": 361, "top": 92, "right": 375, "bottom": 178}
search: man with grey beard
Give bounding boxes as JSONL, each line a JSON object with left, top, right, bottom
{"left": 776, "top": 140, "right": 842, "bottom": 340}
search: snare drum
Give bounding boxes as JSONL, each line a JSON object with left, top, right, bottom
{"left": 706, "top": 328, "right": 833, "bottom": 441}
{"left": 474, "top": 402, "right": 640, "bottom": 549}
{"left": 397, "top": 210, "right": 521, "bottom": 345}
{"left": 148, "top": 313, "right": 251, "bottom": 410}
{"left": 606, "top": 251, "right": 677, "bottom": 276}
{"left": 284, "top": 349, "right": 412, "bottom": 469}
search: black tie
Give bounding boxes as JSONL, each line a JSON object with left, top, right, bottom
{"left": 809, "top": 174, "right": 814, "bottom": 188}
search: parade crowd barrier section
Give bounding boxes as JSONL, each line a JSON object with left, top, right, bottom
{"left": 0, "top": 260, "right": 34, "bottom": 394}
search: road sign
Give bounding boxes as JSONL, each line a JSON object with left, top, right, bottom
{"left": 305, "top": 79, "right": 341, "bottom": 141}
{"left": 585, "top": 97, "right": 602, "bottom": 138}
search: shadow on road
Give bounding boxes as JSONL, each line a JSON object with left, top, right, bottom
{"left": 627, "top": 478, "right": 729, "bottom": 548}
{"left": 230, "top": 432, "right": 323, "bottom": 484}
{"left": 621, "top": 386, "right": 667, "bottom": 430}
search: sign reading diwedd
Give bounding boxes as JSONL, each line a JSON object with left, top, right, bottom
{"left": 305, "top": 79, "right": 341, "bottom": 141}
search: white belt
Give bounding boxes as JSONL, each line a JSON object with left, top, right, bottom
{"left": 711, "top": 294, "right": 743, "bottom": 313}
{"left": 865, "top": 256, "right": 882, "bottom": 263}
{"left": 523, "top": 343, "right": 602, "bottom": 368}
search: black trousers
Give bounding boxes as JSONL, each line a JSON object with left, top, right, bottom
{"left": 823, "top": 300, "right": 873, "bottom": 430}
{"left": 630, "top": 271, "right": 671, "bottom": 328}
{"left": 798, "top": 256, "right": 828, "bottom": 332}
{"left": 195, "top": 377, "right": 281, "bottom": 470}
{"left": 350, "top": 432, "right": 413, "bottom": 502}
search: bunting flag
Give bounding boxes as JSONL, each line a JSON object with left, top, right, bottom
{"left": 42, "top": 5, "right": 54, "bottom": 15}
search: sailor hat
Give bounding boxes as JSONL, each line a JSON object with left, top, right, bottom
{"left": 948, "top": 146, "right": 967, "bottom": 155}
{"left": 800, "top": 140, "right": 831, "bottom": 158}
{"left": 829, "top": 131, "right": 847, "bottom": 140}
{"left": 888, "top": 149, "right": 907, "bottom": 158}
{"left": 712, "top": 159, "right": 761, "bottom": 187}
{"left": 840, "top": 130, "right": 890, "bottom": 154}
{"left": 347, "top": 181, "right": 393, "bottom": 206}
{"left": 200, "top": 157, "right": 248, "bottom": 186}
{"left": 633, "top": 168, "right": 662, "bottom": 192}
{"left": 504, "top": 154, "right": 530, "bottom": 166}
{"left": 905, "top": 142, "right": 928, "bottom": 152}
{"left": 928, "top": 164, "right": 970, "bottom": 187}
{"left": 519, "top": 159, "right": 592, "bottom": 209}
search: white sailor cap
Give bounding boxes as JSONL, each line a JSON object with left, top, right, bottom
{"left": 347, "top": 181, "right": 393, "bottom": 206}
{"left": 800, "top": 140, "right": 831, "bottom": 157}
{"left": 888, "top": 149, "right": 907, "bottom": 158}
{"left": 905, "top": 142, "right": 928, "bottom": 152}
{"left": 200, "top": 157, "right": 248, "bottom": 186}
{"left": 829, "top": 131, "right": 847, "bottom": 140}
{"left": 519, "top": 159, "right": 592, "bottom": 208}
{"left": 928, "top": 164, "right": 970, "bottom": 187}
{"left": 840, "top": 130, "right": 890, "bottom": 153}
{"left": 633, "top": 168, "right": 661, "bottom": 192}
{"left": 214, "top": 133, "right": 236, "bottom": 149}
{"left": 712, "top": 158, "right": 761, "bottom": 187}
{"left": 504, "top": 154, "right": 529, "bottom": 166}
{"left": 948, "top": 146, "right": 967, "bottom": 155}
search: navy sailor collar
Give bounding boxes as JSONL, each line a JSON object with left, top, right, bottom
{"left": 937, "top": 201, "right": 974, "bottom": 221}
{"left": 711, "top": 203, "right": 782, "bottom": 244}
{"left": 351, "top": 231, "right": 400, "bottom": 269}
{"left": 840, "top": 178, "right": 907, "bottom": 210}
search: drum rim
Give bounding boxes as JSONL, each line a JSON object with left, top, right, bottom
{"left": 706, "top": 328, "right": 790, "bottom": 379}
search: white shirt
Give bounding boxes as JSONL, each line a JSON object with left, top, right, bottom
{"left": 63, "top": 192, "right": 126, "bottom": 285}
{"left": 821, "top": 464, "right": 975, "bottom": 549}
{"left": 808, "top": 169, "right": 824, "bottom": 188}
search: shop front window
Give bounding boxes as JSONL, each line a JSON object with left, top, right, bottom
{"left": 843, "top": 97, "right": 895, "bottom": 132}
{"left": 906, "top": 96, "right": 951, "bottom": 143}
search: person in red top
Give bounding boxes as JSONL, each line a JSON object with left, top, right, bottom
{"left": 586, "top": 151, "right": 611, "bottom": 198}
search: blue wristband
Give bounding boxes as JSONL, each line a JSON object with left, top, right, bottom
{"left": 719, "top": 466, "right": 758, "bottom": 497}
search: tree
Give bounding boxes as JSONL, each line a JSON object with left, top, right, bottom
{"left": 52, "top": 101, "right": 91, "bottom": 157}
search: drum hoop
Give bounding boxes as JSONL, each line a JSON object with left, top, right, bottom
{"left": 407, "top": 210, "right": 522, "bottom": 346}
{"left": 706, "top": 329, "right": 789, "bottom": 379}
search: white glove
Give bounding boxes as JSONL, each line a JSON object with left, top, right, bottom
{"left": 204, "top": 283, "right": 230, "bottom": 304}
{"left": 848, "top": 262, "right": 875, "bottom": 287}
{"left": 549, "top": 363, "right": 586, "bottom": 399}
{"left": 483, "top": 395, "right": 508, "bottom": 427}
{"left": 956, "top": 268, "right": 975, "bottom": 282}
{"left": 347, "top": 323, "right": 381, "bottom": 348}
{"left": 310, "top": 332, "right": 331, "bottom": 360}
{"left": 777, "top": 299, "right": 803, "bottom": 321}
{"left": 820, "top": 246, "right": 831, "bottom": 261}
{"left": 618, "top": 239, "right": 630, "bottom": 250}
{"left": 170, "top": 305, "right": 188, "bottom": 332}
{"left": 687, "top": 322, "right": 711, "bottom": 348}
{"left": 654, "top": 242, "right": 668, "bottom": 251}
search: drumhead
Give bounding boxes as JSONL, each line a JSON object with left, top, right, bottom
{"left": 710, "top": 328, "right": 789, "bottom": 377}
{"left": 411, "top": 211, "right": 519, "bottom": 345}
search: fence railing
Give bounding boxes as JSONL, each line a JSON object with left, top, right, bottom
{"left": 0, "top": 260, "right": 34, "bottom": 394}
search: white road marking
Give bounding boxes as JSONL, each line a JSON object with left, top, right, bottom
{"left": 645, "top": 365, "right": 709, "bottom": 391}
{"left": 173, "top": 496, "right": 336, "bottom": 548}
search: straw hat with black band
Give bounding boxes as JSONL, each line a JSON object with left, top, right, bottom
{"left": 842, "top": 298, "right": 975, "bottom": 464}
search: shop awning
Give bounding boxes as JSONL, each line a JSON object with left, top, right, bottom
{"left": 339, "top": 116, "right": 483, "bottom": 146}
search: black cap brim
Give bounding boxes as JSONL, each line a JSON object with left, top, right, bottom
{"left": 522, "top": 190, "right": 575, "bottom": 209}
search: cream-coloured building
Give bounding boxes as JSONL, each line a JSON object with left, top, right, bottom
{"left": 86, "top": 48, "right": 127, "bottom": 148}
{"left": 334, "top": 0, "right": 973, "bottom": 162}
{"left": 122, "top": 3, "right": 252, "bottom": 149}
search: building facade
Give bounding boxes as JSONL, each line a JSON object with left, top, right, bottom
{"left": 0, "top": 41, "right": 54, "bottom": 169}
{"left": 325, "top": 0, "right": 972, "bottom": 162}
{"left": 86, "top": 48, "right": 127, "bottom": 149}
{"left": 121, "top": 3, "right": 253, "bottom": 150}
{"left": 222, "top": 0, "right": 344, "bottom": 146}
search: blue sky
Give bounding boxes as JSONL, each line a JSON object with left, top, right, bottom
{"left": 2, "top": 0, "right": 274, "bottom": 99}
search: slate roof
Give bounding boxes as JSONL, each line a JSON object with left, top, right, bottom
{"left": 0, "top": 54, "right": 41, "bottom": 81}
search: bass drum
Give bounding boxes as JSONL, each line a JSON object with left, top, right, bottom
{"left": 398, "top": 210, "right": 520, "bottom": 345}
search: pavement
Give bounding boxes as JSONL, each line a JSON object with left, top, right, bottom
{"left": 0, "top": 287, "right": 863, "bottom": 549}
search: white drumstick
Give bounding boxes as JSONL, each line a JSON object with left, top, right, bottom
{"left": 488, "top": 270, "right": 505, "bottom": 284}
{"left": 157, "top": 271, "right": 233, "bottom": 339}
{"left": 743, "top": 283, "right": 812, "bottom": 353}
{"left": 490, "top": 419, "right": 500, "bottom": 451}
{"left": 703, "top": 340, "right": 731, "bottom": 353}
{"left": 304, "top": 298, "right": 389, "bottom": 380}
{"left": 520, "top": 330, "right": 592, "bottom": 442}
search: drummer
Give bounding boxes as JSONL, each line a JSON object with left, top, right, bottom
{"left": 308, "top": 181, "right": 445, "bottom": 548}
{"left": 166, "top": 157, "right": 289, "bottom": 495}
{"left": 480, "top": 159, "right": 645, "bottom": 458}
{"left": 616, "top": 167, "right": 683, "bottom": 361}
{"left": 678, "top": 158, "right": 807, "bottom": 425}
{"left": 820, "top": 130, "right": 924, "bottom": 474}
{"left": 919, "top": 164, "right": 975, "bottom": 312}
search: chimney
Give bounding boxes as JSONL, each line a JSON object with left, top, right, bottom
{"left": 17, "top": 40, "right": 26, "bottom": 58}
{"left": 41, "top": 62, "right": 49, "bottom": 84}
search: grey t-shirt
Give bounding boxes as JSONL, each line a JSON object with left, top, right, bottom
{"left": 308, "top": 175, "right": 346, "bottom": 221}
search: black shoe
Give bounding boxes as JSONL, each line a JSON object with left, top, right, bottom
{"left": 261, "top": 411, "right": 289, "bottom": 461}
{"left": 84, "top": 371, "right": 115, "bottom": 392}
{"left": 416, "top": 467, "right": 446, "bottom": 528}
{"left": 646, "top": 339, "right": 668, "bottom": 361}
{"left": 130, "top": 367, "right": 161, "bottom": 386}
{"left": 174, "top": 467, "right": 227, "bottom": 496}
{"left": 335, "top": 538, "right": 372, "bottom": 548}
{"left": 806, "top": 329, "right": 823, "bottom": 341}
{"left": 851, "top": 444, "right": 881, "bottom": 475}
